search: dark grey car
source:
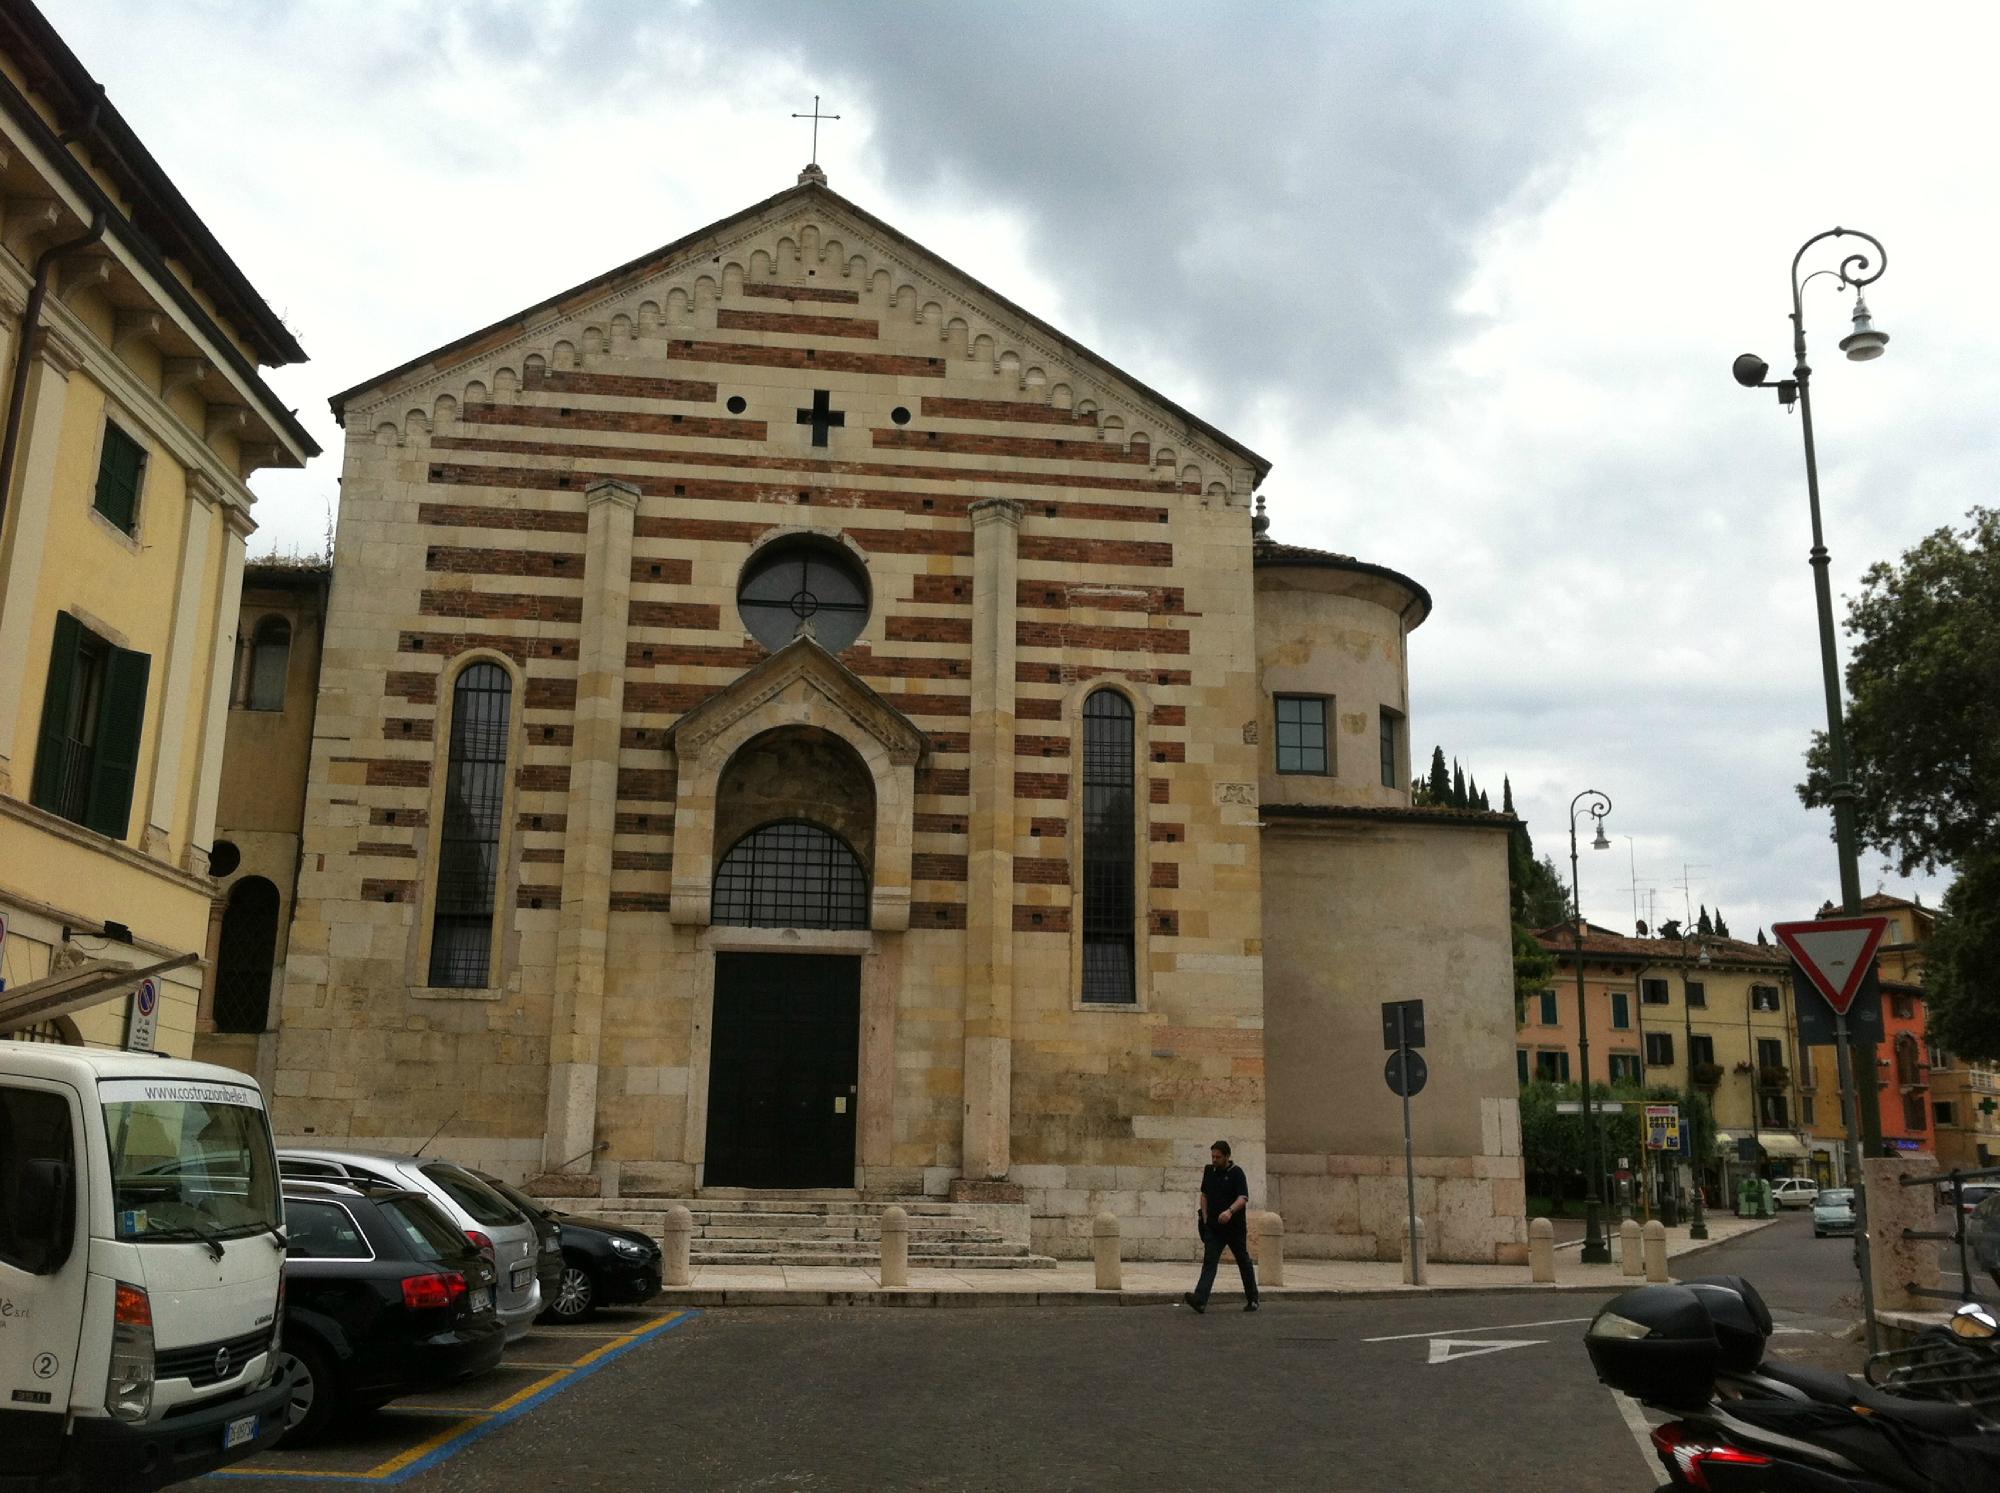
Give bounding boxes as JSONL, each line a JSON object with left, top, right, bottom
{"left": 278, "top": 1148, "right": 543, "bottom": 1339}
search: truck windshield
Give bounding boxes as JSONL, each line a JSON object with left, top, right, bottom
{"left": 105, "top": 1094, "right": 281, "bottom": 1243}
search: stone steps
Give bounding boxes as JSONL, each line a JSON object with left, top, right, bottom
{"left": 538, "top": 1190, "right": 1055, "bottom": 1270}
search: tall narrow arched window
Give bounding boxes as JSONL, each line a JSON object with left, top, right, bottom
{"left": 214, "top": 876, "right": 281, "bottom": 1032}
{"left": 247, "top": 617, "right": 291, "bottom": 711}
{"left": 1081, "top": 689, "right": 1136, "bottom": 1003}
{"left": 429, "top": 662, "right": 512, "bottom": 987}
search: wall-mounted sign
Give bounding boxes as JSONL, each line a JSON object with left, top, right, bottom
{"left": 126, "top": 976, "right": 159, "bottom": 1053}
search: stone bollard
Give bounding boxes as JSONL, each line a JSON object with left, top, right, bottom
{"left": 1643, "top": 1219, "right": 1669, "bottom": 1282}
{"left": 1864, "top": 1155, "right": 1940, "bottom": 1312}
{"left": 663, "top": 1203, "right": 693, "bottom": 1287}
{"left": 1256, "top": 1211, "right": 1286, "bottom": 1288}
{"left": 1529, "top": 1217, "right": 1556, "bottom": 1283}
{"left": 879, "top": 1204, "right": 910, "bottom": 1288}
{"left": 1620, "top": 1218, "right": 1643, "bottom": 1277}
{"left": 1400, "top": 1215, "right": 1427, "bottom": 1286}
{"left": 1092, "top": 1212, "right": 1122, "bottom": 1290}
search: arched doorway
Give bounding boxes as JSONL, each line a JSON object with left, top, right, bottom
{"left": 214, "top": 876, "right": 281, "bottom": 1033}
{"left": 702, "top": 729, "right": 873, "bottom": 1188}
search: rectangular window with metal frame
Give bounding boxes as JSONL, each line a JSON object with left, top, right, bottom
{"left": 30, "top": 611, "right": 150, "bottom": 839}
{"left": 1274, "top": 695, "right": 1328, "bottom": 775}
{"left": 1684, "top": 980, "right": 1706, "bottom": 1008}
{"left": 1757, "top": 1037, "right": 1785, "bottom": 1072}
{"left": 1534, "top": 1050, "right": 1569, "bottom": 1083}
{"left": 1934, "top": 1100, "right": 1956, "bottom": 1127}
{"left": 1610, "top": 991, "right": 1631, "bottom": 1030}
{"left": 1801, "top": 1096, "right": 1816, "bottom": 1125}
{"left": 1689, "top": 1033, "right": 1716, "bottom": 1070}
{"left": 1641, "top": 977, "right": 1670, "bottom": 1006}
{"left": 92, "top": 420, "right": 147, "bottom": 534}
{"left": 1750, "top": 985, "right": 1781, "bottom": 1012}
{"left": 1516, "top": 1049, "right": 1529, "bottom": 1086}
{"left": 1379, "top": 707, "right": 1402, "bottom": 789}
{"left": 1644, "top": 1031, "right": 1675, "bottom": 1066}
{"left": 1609, "top": 1053, "right": 1641, "bottom": 1085}
{"left": 1538, "top": 988, "right": 1558, "bottom": 1026}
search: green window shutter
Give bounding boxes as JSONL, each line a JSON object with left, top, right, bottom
{"left": 84, "top": 645, "right": 150, "bottom": 839}
{"left": 30, "top": 611, "right": 83, "bottom": 812}
{"left": 93, "top": 424, "right": 144, "bottom": 532}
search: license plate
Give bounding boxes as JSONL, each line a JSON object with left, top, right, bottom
{"left": 470, "top": 1286, "right": 492, "bottom": 1312}
{"left": 223, "top": 1414, "right": 258, "bottom": 1450}
{"left": 511, "top": 1265, "right": 531, "bottom": 1290}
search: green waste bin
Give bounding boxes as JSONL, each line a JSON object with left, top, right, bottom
{"left": 1755, "top": 1179, "right": 1775, "bottom": 1218}
{"left": 1735, "top": 1178, "right": 1757, "bottom": 1217}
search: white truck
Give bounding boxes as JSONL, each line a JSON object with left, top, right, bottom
{"left": 1, "top": 1047, "right": 292, "bottom": 1491}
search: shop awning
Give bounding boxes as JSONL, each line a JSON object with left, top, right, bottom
{"left": 1755, "top": 1133, "right": 1810, "bottom": 1160}
{"left": 0, "top": 952, "right": 198, "bottom": 1034}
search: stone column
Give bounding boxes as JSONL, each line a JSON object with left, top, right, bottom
{"left": 141, "top": 473, "right": 219, "bottom": 859}
{"left": 960, "top": 498, "right": 1021, "bottom": 1182}
{"left": 541, "top": 478, "right": 640, "bottom": 1178}
{"left": 0, "top": 325, "right": 84, "bottom": 795}
{"left": 182, "top": 505, "right": 253, "bottom": 872}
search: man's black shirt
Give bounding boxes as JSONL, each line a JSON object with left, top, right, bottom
{"left": 1200, "top": 1162, "right": 1249, "bottom": 1226}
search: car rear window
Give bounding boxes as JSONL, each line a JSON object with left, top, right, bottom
{"left": 420, "top": 1162, "right": 523, "bottom": 1227}
{"left": 377, "top": 1195, "right": 469, "bottom": 1261}
{"left": 1820, "top": 1190, "right": 1853, "bottom": 1205}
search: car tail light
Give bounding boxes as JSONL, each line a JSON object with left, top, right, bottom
{"left": 402, "top": 1271, "right": 469, "bottom": 1310}
{"left": 1650, "top": 1421, "right": 1771, "bottom": 1489}
{"left": 465, "top": 1229, "right": 493, "bottom": 1255}
{"left": 106, "top": 1282, "right": 155, "bottom": 1421}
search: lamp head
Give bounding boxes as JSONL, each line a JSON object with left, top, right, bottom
{"left": 1697, "top": 945, "right": 1711, "bottom": 967}
{"left": 1840, "top": 293, "right": 1889, "bottom": 361}
{"left": 1732, "top": 352, "right": 1770, "bottom": 387}
{"left": 1591, "top": 822, "right": 1611, "bottom": 851}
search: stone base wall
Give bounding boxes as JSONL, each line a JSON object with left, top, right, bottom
{"left": 1268, "top": 1152, "right": 1528, "bottom": 1264}
{"left": 1012, "top": 1161, "right": 1256, "bottom": 1261}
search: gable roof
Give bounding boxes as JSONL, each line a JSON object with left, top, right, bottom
{"left": 327, "top": 179, "right": 1269, "bottom": 482}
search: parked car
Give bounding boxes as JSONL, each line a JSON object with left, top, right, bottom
{"left": 275, "top": 1180, "right": 506, "bottom": 1444}
{"left": 278, "top": 1149, "right": 543, "bottom": 1339}
{"left": 464, "top": 1172, "right": 562, "bottom": 1308}
{"left": 471, "top": 1173, "right": 664, "bottom": 1322}
{"left": 1813, "top": 1187, "right": 1857, "bottom": 1238}
{"left": 1772, "top": 1177, "right": 1820, "bottom": 1210}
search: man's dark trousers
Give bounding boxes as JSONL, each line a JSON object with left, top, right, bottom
{"left": 1193, "top": 1219, "right": 1258, "bottom": 1306}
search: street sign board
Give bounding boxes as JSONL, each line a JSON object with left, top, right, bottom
{"left": 1794, "top": 962, "right": 1884, "bottom": 1047}
{"left": 1554, "top": 1100, "right": 1625, "bottom": 1114}
{"left": 1381, "top": 999, "right": 1426, "bottom": 1050}
{"left": 125, "top": 976, "right": 159, "bottom": 1053}
{"left": 1385, "top": 1049, "right": 1428, "bottom": 1098}
{"left": 1772, "top": 917, "right": 1889, "bottom": 1015}
{"left": 1644, "top": 1103, "right": 1681, "bottom": 1152}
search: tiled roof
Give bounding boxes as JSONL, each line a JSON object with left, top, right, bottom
{"left": 1251, "top": 539, "right": 1434, "bottom": 626}
{"left": 1535, "top": 920, "right": 1789, "bottom": 968}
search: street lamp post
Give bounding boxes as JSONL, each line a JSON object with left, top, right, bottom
{"left": 1733, "top": 225, "right": 1887, "bottom": 1349}
{"left": 1568, "top": 789, "right": 1614, "bottom": 1264}
{"left": 1679, "top": 925, "right": 1712, "bottom": 1240}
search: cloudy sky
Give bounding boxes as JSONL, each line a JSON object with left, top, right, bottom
{"left": 58, "top": 0, "right": 1991, "bottom": 935}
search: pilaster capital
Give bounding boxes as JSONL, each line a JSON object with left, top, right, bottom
{"left": 585, "top": 477, "right": 642, "bottom": 512}
{"left": 188, "top": 469, "right": 225, "bottom": 510}
{"left": 33, "top": 324, "right": 86, "bottom": 378}
{"left": 968, "top": 497, "right": 1024, "bottom": 531}
{"left": 221, "top": 502, "right": 258, "bottom": 540}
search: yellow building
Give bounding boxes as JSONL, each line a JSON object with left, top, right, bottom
{"left": 1538, "top": 923, "right": 1816, "bottom": 1194}
{"left": 0, "top": 5, "right": 314, "bottom": 1054}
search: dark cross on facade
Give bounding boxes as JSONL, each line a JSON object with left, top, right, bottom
{"left": 797, "top": 389, "right": 846, "bottom": 447}
{"left": 791, "top": 94, "right": 840, "bottom": 162}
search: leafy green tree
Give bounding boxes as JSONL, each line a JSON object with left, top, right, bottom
{"left": 1797, "top": 507, "right": 2000, "bottom": 1057}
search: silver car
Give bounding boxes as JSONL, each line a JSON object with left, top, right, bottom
{"left": 278, "top": 1148, "right": 543, "bottom": 1339}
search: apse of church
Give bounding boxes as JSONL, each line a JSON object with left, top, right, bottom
{"left": 272, "top": 175, "right": 1525, "bottom": 1263}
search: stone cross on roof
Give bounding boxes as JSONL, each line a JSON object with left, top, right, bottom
{"left": 792, "top": 94, "right": 840, "bottom": 184}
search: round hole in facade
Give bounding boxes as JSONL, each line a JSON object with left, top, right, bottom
{"left": 890, "top": 406, "right": 911, "bottom": 425}
{"left": 737, "top": 536, "right": 870, "bottom": 653}
{"left": 727, "top": 395, "right": 747, "bottom": 414}
{"left": 207, "top": 840, "right": 243, "bottom": 878}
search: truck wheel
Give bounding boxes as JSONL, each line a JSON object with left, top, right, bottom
{"left": 275, "top": 1337, "right": 340, "bottom": 1447}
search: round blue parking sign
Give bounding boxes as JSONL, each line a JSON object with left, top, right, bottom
{"left": 136, "top": 978, "right": 158, "bottom": 1016}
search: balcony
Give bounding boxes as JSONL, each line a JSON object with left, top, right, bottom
{"left": 1691, "top": 1062, "right": 1724, "bottom": 1089}
{"left": 1758, "top": 1065, "right": 1790, "bottom": 1089}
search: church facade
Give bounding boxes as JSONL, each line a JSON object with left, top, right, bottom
{"left": 270, "top": 173, "right": 1524, "bottom": 1262}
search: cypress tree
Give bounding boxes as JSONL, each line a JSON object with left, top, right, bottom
{"left": 1697, "top": 905, "right": 1714, "bottom": 937}
{"left": 1466, "top": 774, "right": 1481, "bottom": 811}
{"left": 1452, "top": 760, "right": 1467, "bottom": 809}
{"left": 1713, "top": 908, "right": 1731, "bottom": 938}
{"left": 1424, "top": 746, "right": 1451, "bottom": 805}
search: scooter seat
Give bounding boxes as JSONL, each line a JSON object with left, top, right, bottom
{"left": 1755, "top": 1359, "right": 1987, "bottom": 1435}
{"left": 1757, "top": 1359, "right": 1862, "bottom": 1402}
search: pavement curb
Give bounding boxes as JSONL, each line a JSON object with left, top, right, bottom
{"left": 651, "top": 1280, "right": 1637, "bottom": 1309}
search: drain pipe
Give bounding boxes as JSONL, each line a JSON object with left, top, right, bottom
{"left": 0, "top": 206, "right": 107, "bottom": 551}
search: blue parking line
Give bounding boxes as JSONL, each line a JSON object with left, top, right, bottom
{"left": 211, "top": 1311, "right": 700, "bottom": 1484}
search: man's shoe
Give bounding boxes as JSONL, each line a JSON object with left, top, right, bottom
{"left": 1183, "top": 1292, "right": 1205, "bottom": 1314}
{"left": 1245, "top": 1301, "right": 1260, "bottom": 1313}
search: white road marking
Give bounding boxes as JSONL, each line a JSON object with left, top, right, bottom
{"left": 1363, "top": 1314, "right": 1593, "bottom": 1344}
{"left": 1612, "top": 1390, "right": 1659, "bottom": 1474}
{"left": 1426, "top": 1336, "right": 1545, "bottom": 1364}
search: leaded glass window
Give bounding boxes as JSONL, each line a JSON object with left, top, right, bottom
{"left": 713, "top": 820, "right": 869, "bottom": 930}
{"left": 1274, "top": 695, "right": 1327, "bottom": 774}
{"left": 428, "top": 662, "right": 511, "bottom": 987}
{"left": 737, "top": 539, "right": 871, "bottom": 653}
{"left": 1081, "top": 689, "right": 1136, "bottom": 1003}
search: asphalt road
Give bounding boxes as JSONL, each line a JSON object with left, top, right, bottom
{"left": 208, "top": 1217, "right": 1873, "bottom": 1493}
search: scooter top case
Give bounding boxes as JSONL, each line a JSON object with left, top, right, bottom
{"left": 1680, "top": 1275, "right": 1774, "bottom": 1375}
{"left": 1586, "top": 1285, "right": 1721, "bottom": 1410}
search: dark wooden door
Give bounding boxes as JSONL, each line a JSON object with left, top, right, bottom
{"left": 703, "top": 953, "right": 860, "bottom": 1189}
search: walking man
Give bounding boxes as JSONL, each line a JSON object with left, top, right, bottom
{"left": 1185, "top": 1139, "right": 1259, "bottom": 1313}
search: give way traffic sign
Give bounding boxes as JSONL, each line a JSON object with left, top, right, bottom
{"left": 1771, "top": 917, "right": 1889, "bottom": 1015}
